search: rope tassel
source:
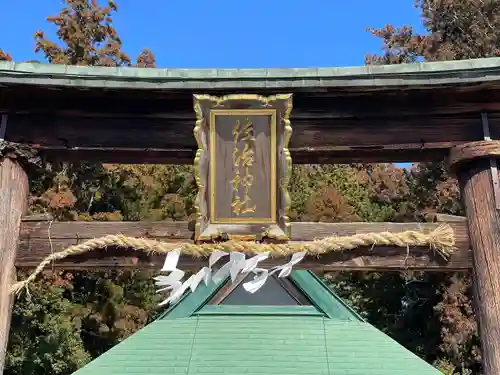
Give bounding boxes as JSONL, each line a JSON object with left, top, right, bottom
{"left": 9, "top": 224, "right": 455, "bottom": 295}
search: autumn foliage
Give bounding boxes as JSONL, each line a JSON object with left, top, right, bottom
{"left": 0, "top": 50, "right": 13, "bottom": 61}
{"left": 0, "top": 1, "right": 492, "bottom": 374}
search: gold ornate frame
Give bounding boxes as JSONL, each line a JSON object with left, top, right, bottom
{"left": 193, "top": 94, "right": 293, "bottom": 242}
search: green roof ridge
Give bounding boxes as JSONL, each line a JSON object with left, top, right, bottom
{"left": 290, "top": 270, "right": 364, "bottom": 321}
{"left": 159, "top": 270, "right": 364, "bottom": 321}
{"left": 2, "top": 57, "right": 500, "bottom": 90}
{"left": 157, "top": 273, "right": 227, "bottom": 320}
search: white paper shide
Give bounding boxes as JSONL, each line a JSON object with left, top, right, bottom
{"left": 154, "top": 249, "right": 306, "bottom": 306}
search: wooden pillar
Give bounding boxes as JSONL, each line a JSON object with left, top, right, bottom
{"left": 0, "top": 157, "right": 28, "bottom": 374}
{"left": 450, "top": 139, "right": 500, "bottom": 375}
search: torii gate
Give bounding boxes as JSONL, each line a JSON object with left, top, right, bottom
{"left": 1, "top": 58, "right": 500, "bottom": 374}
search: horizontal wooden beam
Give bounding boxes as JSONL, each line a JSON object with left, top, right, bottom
{"left": 16, "top": 219, "right": 472, "bottom": 271}
{"left": 5, "top": 84, "right": 500, "bottom": 164}
{"left": 28, "top": 143, "right": 454, "bottom": 164}
{"left": 5, "top": 111, "right": 482, "bottom": 163}
{"left": 3, "top": 84, "right": 500, "bottom": 118}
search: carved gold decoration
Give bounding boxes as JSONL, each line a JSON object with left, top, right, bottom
{"left": 209, "top": 109, "right": 276, "bottom": 224}
{"left": 281, "top": 95, "right": 293, "bottom": 238}
{"left": 192, "top": 94, "right": 292, "bottom": 241}
{"left": 192, "top": 99, "right": 208, "bottom": 240}
{"left": 231, "top": 117, "right": 257, "bottom": 215}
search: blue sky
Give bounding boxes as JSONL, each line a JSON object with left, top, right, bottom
{"left": 1, "top": 0, "right": 424, "bottom": 166}
{"left": 1, "top": 0, "right": 425, "bottom": 67}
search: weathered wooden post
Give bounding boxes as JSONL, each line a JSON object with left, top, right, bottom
{"left": 0, "top": 132, "right": 33, "bottom": 374}
{"left": 449, "top": 113, "right": 500, "bottom": 375}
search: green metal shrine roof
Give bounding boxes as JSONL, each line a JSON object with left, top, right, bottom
{"left": 1, "top": 57, "right": 500, "bottom": 91}
{"left": 72, "top": 271, "right": 442, "bottom": 375}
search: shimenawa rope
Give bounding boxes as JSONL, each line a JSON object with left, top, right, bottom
{"left": 10, "top": 224, "right": 455, "bottom": 295}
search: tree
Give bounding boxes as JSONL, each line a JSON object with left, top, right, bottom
{"left": 5, "top": 2, "right": 162, "bottom": 374}
{"left": 6, "top": 273, "right": 90, "bottom": 375}
{"left": 364, "top": 1, "right": 500, "bottom": 373}
{"left": 3, "top": 1, "right": 486, "bottom": 374}
{"left": 34, "top": 0, "right": 154, "bottom": 67}
{"left": 366, "top": 0, "right": 500, "bottom": 66}
{"left": 0, "top": 50, "right": 12, "bottom": 61}
{"left": 35, "top": 0, "right": 131, "bottom": 66}
{"left": 136, "top": 48, "right": 156, "bottom": 68}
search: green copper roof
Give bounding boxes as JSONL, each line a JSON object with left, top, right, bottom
{"left": 72, "top": 271, "right": 442, "bottom": 375}
{"left": 1, "top": 57, "right": 500, "bottom": 90}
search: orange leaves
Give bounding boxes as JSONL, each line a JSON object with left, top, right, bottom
{"left": 0, "top": 49, "right": 12, "bottom": 61}
{"left": 11, "top": 1, "right": 156, "bottom": 68}
{"left": 35, "top": 0, "right": 132, "bottom": 67}
{"left": 47, "top": 190, "right": 77, "bottom": 209}
{"left": 435, "top": 274, "right": 480, "bottom": 368}
{"left": 356, "top": 164, "right": 409, "bottom": 204}
{"left": 304, "top": 186, "right": 360, "bottom": 223}
{"left": 365, "top": 24, "right": 426, "bottom": 65}
{"left": 136, "top": 48, "right": 156, "bottom": 68}
{"left": 79, "top": 211, "right": 124, "bottom": 221}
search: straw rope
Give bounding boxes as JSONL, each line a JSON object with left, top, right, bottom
{"left": 10, "top": 224, "right": 455, "bottom": 295}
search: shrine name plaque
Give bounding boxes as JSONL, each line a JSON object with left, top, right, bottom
{"left": 193, "top": 94, "right": 293, "bottom": 241}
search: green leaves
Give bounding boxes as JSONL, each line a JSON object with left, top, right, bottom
{"left": 7, "top": 279, "right": 90, "bottom": 375}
